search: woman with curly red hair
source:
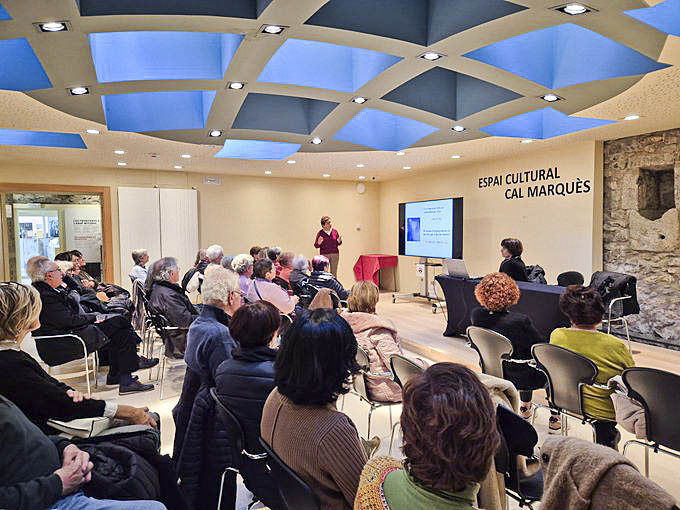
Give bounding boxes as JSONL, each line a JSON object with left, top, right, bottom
{"left": 355, "top": 363, "right": 500, "bottom": 509}
{"left": 470, "top": 273, "right": 559, "bottom": 430}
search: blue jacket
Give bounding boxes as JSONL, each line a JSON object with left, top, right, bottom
{"left": 184, "top": 305, "right": 234, "bottom": 383}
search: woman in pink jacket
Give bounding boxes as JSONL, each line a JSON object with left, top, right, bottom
{"left": 342, "top": 280, "right": 403, "bottom": 402}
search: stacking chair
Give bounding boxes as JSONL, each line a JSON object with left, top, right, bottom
{"left": 146, "top": 311, "right": 188, "bottom": 399}
{"left": 531, "top": 343, "right": 610, "bottom": 440}
{"left": 496, "top": 405, "right": 543, "bottom": 509}
{"left": 621, "top": 367, "right": 680, "bottom": 477}
{"left": 34, "top": 333, "right": 98, "bottom": 397}
{"left": 259, "top": 438, "right": 321, "bottom": 510}
{"left": 388, "top": 354, "right": 425, "bottom": 453}
{"left": 210, "top": 388, "right": 266, "bottom": 509}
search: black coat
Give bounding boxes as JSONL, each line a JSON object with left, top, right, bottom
{"left": 499, "top": 256, "right": 528, "bottom": 282}
{"left": 148, "top": 280, "right": 198, "bottom": 353}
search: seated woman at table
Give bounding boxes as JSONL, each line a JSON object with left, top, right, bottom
{"left": 471, "top": 273, "right": 559, "bottom": 428}
{"left": 499, "top": 238, "right": 528, "bottom": 282}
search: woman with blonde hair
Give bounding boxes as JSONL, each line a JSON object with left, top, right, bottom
{"left": 342, "top": 280, "right": 402, "bottom": 402}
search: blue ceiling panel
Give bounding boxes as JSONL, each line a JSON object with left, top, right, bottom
{"left": 333, "top": 108, "right": 438, "bottom": 151}
{"left": 464, "top": 23, "right": 669, "bottom": 89}
{"left": 258, "top": 39, "right": 401, "bottom": 93}
{"left": 626, "top": 0, "right": 680, "bottom": 37}
{"left": 481, "top": 107, "right": 614, "bottom": 139}
{"left": 305, "top": 0, "right": 525, "bottom": 46}
{"left": 382, "top": 67, "right": 521, "bottom": 121}
{"left": 214, "top": 139, "right": 301, "bottom": 160}
{"left": 78, "top": 0, "right": 272, "bottom": 18}
{"left": 89, "top": 32, "right": 244, "bottom": 83}
{"left": 0, "top": 3, "right": 11, "bottom": 20}
{"left": 0, "top": 38, "right": 52, "bottom": 91}
{"left": 101, "top": 90, "right": 216, "bottom": 132}
{"left": 0, "top": 129, "right": 86, "bottom": 149}
{"left": 233, "top": 93, "right": 337, "bottom": 135}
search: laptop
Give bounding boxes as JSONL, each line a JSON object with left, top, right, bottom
{"left": 443, "top": 258, "right": 470, "bottom": 279}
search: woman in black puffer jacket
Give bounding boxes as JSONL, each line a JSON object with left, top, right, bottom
{"left": 215, "top": 302, "right": 284, "bottom": 510}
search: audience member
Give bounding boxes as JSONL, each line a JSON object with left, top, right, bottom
{"left": 0, "top": 282, "right": 155, "bottom": 434}
{"left": 181, "top": 249, "right": 208, "bottom": 294}
{"left": 289, "top": 254, "right": 310, "bottom": 296}
{"left": 471, "top": 273, "right": 554, "bottom": 424}
{"left": 70, "top": 250, "right": 98, "bottom": 288}
{"left": 246, "top": 259, "right": 298, "bottom": 314}
{"left": 0, "top": 395, "right": 167, "bottom": 510}
{"left": 249, "top": 246, "right": 262, "bottom": 259}
{"left": 273, "top": 251, "right": 294, "bottom": 290}
{"left": 185, "top": 245, "right": 224, "bottom": 295}
{"left": 215, "top": 302, "right": 284, "bottom": 510}
{"left": 267, "top": 246, "right": 282, "bottom": 275}
{"left": 256, "top": 248, "right": 268, "bottom": 261}
{"left": 220, "top": 255, "right": 235, "bottom": 272}
{"left": 550, "top": 285, "right": 634, "bottom": 449}
{"left": 355, "top": 363, "right": 501, "bottom": 510}
{"left": 261, "top": 309, "right": 367, "bottom": 510}
{"left": 147, "top": 257, "right": 198, "bottom": 358}
{"left": 28, "top": 256, "right": 156, "bottom": 394}
{"left": 232, "top": 253, "right": 254, "bottom": 297}
{"left": 308, "top": 255, "right": 349, "bottom": 300}
{"left": 499, "top": 238, "right": 528, "bottom": 282}
{"left": 343, "top": 280, "right": 403, "bottom": 402}
{"left": 129, "top": 249, "right": 149, "bottom": 284}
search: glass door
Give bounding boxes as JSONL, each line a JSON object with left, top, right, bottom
{"left": 14, "top": 208, "right": 61, "bottom": 283}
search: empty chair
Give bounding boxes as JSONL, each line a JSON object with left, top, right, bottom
{"left": 557, "top": 271, "right": 584, "bottom": 287}
{"left": 622, "top": 367, "right": 680, "bottom": 477}
{"left": 390, "top": 354, "right": 425, "bottom": 389}
{"left": 34, "top": 333, "right": 98, "bottom": 397}
{"left": 467, "top": 326, "right": 513, "bottom": 379}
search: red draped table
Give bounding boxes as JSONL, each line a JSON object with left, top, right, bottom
{"left": 353, "top": 254, "right": 398, "bottom": 291}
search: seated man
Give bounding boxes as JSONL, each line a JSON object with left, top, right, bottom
{"left": 128, "top": 249, "right": 149, "bottom": 284}
{"left": 307, "top": 255, "right": 349, "bottom": 300}
{"left": 289, "top": 254, "right": 309, "bottom": 296}
{"left": 28, "top": 256, "right": 157, "bottom": 395}
{"left": 0, "top": 395, "right": 166, "bottom": 510}
{"left": 273, "top": 251, "right": 294, "bottom": 291}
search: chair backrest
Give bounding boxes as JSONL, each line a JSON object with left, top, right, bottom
{"left": 299, "top": 282, "right": 320, "bottom": 308}
{"left": 466, "top": 326, "right": 513, "bottom": 379}
{"left": 356, "top": 346, "right": 370, "bottom": 371}
{"left": 352, "top": 346, "right": 372, "bottom": 401}
{"left": 532, "top": 343, "right": 598, "bottom": 417}
{"left": 33, "top": 334, "right": 88, "bottom": 367}
{"left": 259, "top": 438, "right": 321, "bottom": 510}
{"left": 623, "top": 367, "right": 680, "bottom": 451}
{"left": 390, "top": 354, "right": 424, "bottom": 389}
{"left": 210, "top": 388, "right": 246, "bottom": 461}
{"left": 557, "top": 271, "right": 584, "bottom": 287}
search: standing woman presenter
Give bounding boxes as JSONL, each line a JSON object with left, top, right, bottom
{"left": 314, "top": 215, "right": 342, "bottom": 277}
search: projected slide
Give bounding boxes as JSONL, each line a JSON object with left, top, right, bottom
{"left": 404, "top": 199, "right": 453, "bottom": 258}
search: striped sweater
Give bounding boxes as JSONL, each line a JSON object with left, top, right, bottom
{"left": 261, "top": 388, "right": 368, "bottom": 510}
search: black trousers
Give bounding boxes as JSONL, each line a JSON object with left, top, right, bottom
{"left": 593, "top": 420, "right": 619, "bottom": 449}
{"left": 95, "top": 315, "right": 140, "bottom": 376}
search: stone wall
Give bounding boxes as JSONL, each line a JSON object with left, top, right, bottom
{"left": 603, "top": 129, "right": 680, "bottom": 345}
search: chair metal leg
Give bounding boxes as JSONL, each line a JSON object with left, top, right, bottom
{"left": 94, "top": 352, "right": 99, "bottom": 389}
{"left": 84, "top": 354, "right": 91, "bottom": 398}
{"left": 389, "top": 421, "right": 400, "bottom": 455}
{"left": 159, "top": 355, "right": 167, "bottom": 400}
{"left": 217, "top": 467, "right": 239, "bottom": 510}
{"left": 367, "top": 406, "right": 373, "bottom": 439}
{"left": 388, "top": 405, "right": 393, "bottom": 431}
{"left": 645, "top": 443, "right": 650, "bottom": 478}
{"left": 561, "top": 414, "right": 568, "bottom": 436}
{"left": 340, "top": 394, "right": 345, "bottom": 411}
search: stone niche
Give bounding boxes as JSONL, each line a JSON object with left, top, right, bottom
{"left": 604, "top": 129, "right": 680, "bottom": 345}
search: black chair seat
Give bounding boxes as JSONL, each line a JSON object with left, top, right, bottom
{"left": 518, "top": 469, "right": 544, "bottom": 500}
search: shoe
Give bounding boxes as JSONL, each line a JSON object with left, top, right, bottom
{"left": 362, "top": 436, "right": 381, "bottom": 458}
{"left": 138, "top": 356, "right": 159, "bottom": 370}
{"left": 548, "top": 415, "right": 562, "bottom": 435}
{"left": 106, "top": 374, "right": 139, "bottom": 385}
{"left": 119, "top": 380, "right": 155, "bottom": 395}
{"left": 520, "top": 403, "right": 534, "bottom": 420}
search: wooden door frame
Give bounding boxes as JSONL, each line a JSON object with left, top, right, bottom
{"left": 0, "top": 183, "right": 114, "bottom": 282}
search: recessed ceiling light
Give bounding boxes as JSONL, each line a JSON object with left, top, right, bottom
{"left": 114, "top": 150, "right": 125, "bottom": 155}
{"left": 287, "top": 160, "right": 296, "bottom": 164}
{"left": 227, "top": 81, "right": 245, "bottom": 90}
{"left": 356, "top": 164, "right": 365, "bottom": 168}
{"left": 311, "top": 137, "right": 322, "bottom": 145}
{"left": 451, "top": 155, "right": 462, "bottom": 159}
{"left": 452, "top": 125, "right": 466, "bottom": 132}
{"left": 208, "top": 130, "right": 222, "bottom": 137}
{"left": 521, "top": 139, "right": 534, "bottom": 144}
{"left": 181, "top": 154, "right": 191, "bottom": 159}
{"left": 174, "top": 165, "right": 183, "bottom": 170}
{"left": 39, "top": 21, "right": 67, "bottom": 32}
{"left": 624, "top": 114, "right": 640, "bottom": 121}
{"left": 264, "top": 170, "right": 272, "bottom": 175}
{"left": 542, "top": 93, "right": 560, "bottom": 102}
{"left": 117, "top": 162, "right": 127, "bottom": 166}
{"left": 403, "top": 166, "right": 412, "bottom": 170}
{"left": 358, "top": 176, "right": 366, "bottom": 180}
{"left": 352, "top": 96, "right": 367, "bottom": 104}
{"left": 396, "top": 151, "right": 405, "bottom": 156}
{"left": 322, "top": 173, "right": 331, "bottom": 178}
{"left": 558, "top": 3, "right": 590, "bottom": 15}
{"left": 420, "top": 51, "right": 444, "bottom": 61}
{"left": 69, "top": 86, "right": 89, "bottom": 96}
{"left": 85, "top": 129, "right": 99, "bottom": 135}
{"left": 262, "top": 24, "right": 287, "bottom": 34}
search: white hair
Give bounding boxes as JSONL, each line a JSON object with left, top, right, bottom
{"left": 151, "top": 257, "right": 178, "bottom": 282}
{"left": 55, "top": 260, "right": 73, "bottom": 274}
{"left": 131, "top": 248, "right": 148, "bottom": 265}
{"left": 206, "top": 244, "right": 224, "bottom": 263}
{"left": 26, "top": 256, "right": 55, "bottom": 282}
{"left": 232, "top": 254, "right": 254, "bottom": 275}
{"left": 292, "top": 254, "right": 309, "bottom": 271}
{"left": 202, "top": 266, "right": 240, "bottom": 304}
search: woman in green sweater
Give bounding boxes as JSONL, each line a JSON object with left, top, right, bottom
{"left": 355, "top": 363, "right": 501, "bottom": 510}
{"left": 550, "top": 285, "right": 635, "bottom": 449}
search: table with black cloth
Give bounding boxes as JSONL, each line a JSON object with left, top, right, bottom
{"left": 435, "top": 275, "right": 570, "bottom": 339}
